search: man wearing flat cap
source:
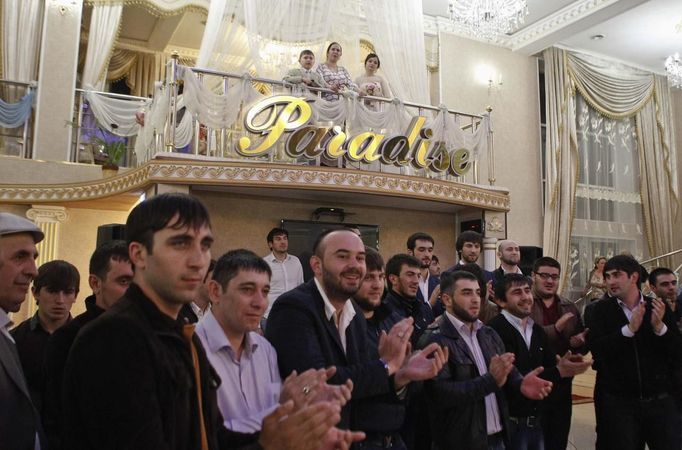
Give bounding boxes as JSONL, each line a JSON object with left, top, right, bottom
{"left": 0, "top": 212, "right": 46, "bottom": 450}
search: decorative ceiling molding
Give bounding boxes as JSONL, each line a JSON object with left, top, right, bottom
{"left": 423, "top": 15, "right": 510, "bottom": 46}
{"left": 0, "top": 160, "right": 510, "bottom": 212}
{"left": 85, "top": 0, "right": 209, "bottom": 16}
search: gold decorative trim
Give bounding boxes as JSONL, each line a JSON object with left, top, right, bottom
{"left": 0, "top": 161, "right": 510, "bottom": 211}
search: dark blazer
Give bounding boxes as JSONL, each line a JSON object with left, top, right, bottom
{"left": 265, "top": 279, "right": 392, "bottom": 429}
{"left": 585, "top": 295, "right": 681, "bottom": 398}
{"left": 385, "top": 290, "right": 434, "bottom": 345}
{"left": 416, "top": 272, "right": 439, "bottom": 306}
{"left": 62, "top": 283, "right": 259, "bottom": 450}
{"left": 487, "top": 313, "right": 561, "bottom": 418}
{"left": 419, "top": 315, "right": 521, "bottom": 450}
{"left": 0, "top": 330, "right": 45, "bottom": 450}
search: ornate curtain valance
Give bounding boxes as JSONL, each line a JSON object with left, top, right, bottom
{"left": 84, "top": 0, "right": 208, "bottom": 16}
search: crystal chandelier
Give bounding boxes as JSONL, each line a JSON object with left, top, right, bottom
{"left": 665, "top": 53, "right": 682, "bottom": 88}
{"left": 448, "top": 0, "right": 529, "bottom": 41}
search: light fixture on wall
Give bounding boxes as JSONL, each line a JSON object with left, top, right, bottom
{"left": 448, "top": 0, "right": 529, "bottom": 41}
{"left": 665, "top": 53, "right": 682, "bottom": 88}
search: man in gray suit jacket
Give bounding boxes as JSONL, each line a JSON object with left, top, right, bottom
{"left": 0, "top": 212, "right": 45, "bottom": 450}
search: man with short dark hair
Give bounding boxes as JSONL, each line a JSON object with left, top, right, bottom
{"left": 43, "top": 240, "right": 133, "bottom": 449}
{"left": 12, "top": 259, "right": 80, "bottom": 412}
{"left": 649, "top": 267, "right": 681, "bottom": 326}
{"left": 421, "top": 271, "right": 555, "bottom": 450}
{"left": 267, "top": 229, "right": 445, "bottom": 431}
{"left": 263, "top": 227, "right": 304, "bottom": 320}
{"left": 489, "top": 274, "right": 590, "bottom": 450}
{"left": 447, "top": 231, "right": 493, "bottom": 281}
{"left": 406, "top": 232, "right": 438, "bottom": 307}
{"left": 586, "top": 255, "right": 682, "bottom": 450}
{"left": 63, "top": 193, "right": 348, "bottom": 450}
{"left": 529, "top": 257, "right": 586, "bottom": 450}
{"left": 385, "top": 254, "right": 435, "bottom": 344}
{"left": 0, "top": 212, "right": 45, "bottom": 450}
{"left": 429, "top": 255, "right": 441, "bottom": 280}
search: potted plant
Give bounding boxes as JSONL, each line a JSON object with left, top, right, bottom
{"left": 95, "top": 136, "right": 127, "bottom": 177}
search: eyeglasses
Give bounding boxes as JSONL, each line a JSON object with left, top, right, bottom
{"left": 535, "top": 272, "right": 560, "bottom": 281}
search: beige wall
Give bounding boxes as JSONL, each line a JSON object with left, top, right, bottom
{"left": 672, "top": 89, "right": 682, "bottom": 261}
{"left": 195, "top": 190, "right": 459, "bottom": 270}
{"left": 438, "top": 32, "right": 543, "bottom": 248}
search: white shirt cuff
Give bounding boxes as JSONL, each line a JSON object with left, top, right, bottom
{"left": 654, "top": 324, "right": 668, "bottom": 336}
{"left": 621, "top": 324, "right": 635, "bottom": 337}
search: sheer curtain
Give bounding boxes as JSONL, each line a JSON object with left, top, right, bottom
{"left": 543, "top": 47, "right": 678, "bottom": 293}
{"left": 197, "top": 0, "right": 252, "bottom": 73}
{"left": 1, "top": 0, "right": 43, "bottom": 99}
{"left": 362, "top": 0, "right": 430, "bottom": 105}
{"left": 82, "top": 3, "right": 123, "bottom": 90}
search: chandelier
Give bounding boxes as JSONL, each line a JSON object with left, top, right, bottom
{"left": 448, "top": 0, "right": 529, "bottom": 41}
{"left": 665, "top": 53, "right": 682, "bottom": 88}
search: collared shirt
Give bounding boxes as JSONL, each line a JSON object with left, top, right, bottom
{"left": 0, "top": 308, "right": 14, "bottom": 343}
{"left": 263, "top": 252, "right": 304, "bottom": 317}
{"left": 418, "top": 272, "right": 430, "bottom": 305}
{"left": 190, "top": 302, "right": 207, "bottom": 321}
{"left": 617, "top": 294, "right": 668, "bottom": 337}
{"left": 314, "top": 277, "right": 356, "bottom": 353}
{"left": 446, "top": 312, "right": 503, "bottom": 435}
{"left": 501, "top": 309, "right": 534, "bottom": 349}
{"left": 195, "top": 309, "right": 281, "bottom": 433}
{"left": 502, "top": 266, "right": 524, "bottom": 275}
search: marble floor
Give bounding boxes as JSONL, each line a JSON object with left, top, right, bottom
{"left": 567, "top": 367, "right": 597, "bottom": 449}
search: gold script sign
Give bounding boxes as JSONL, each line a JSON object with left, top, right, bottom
{"left": 237, "top": 95, "right": 472, "bottom": 176}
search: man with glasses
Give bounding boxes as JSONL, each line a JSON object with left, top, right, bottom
{"left": 530, "top": 257, "right": 587, "bottom": 450}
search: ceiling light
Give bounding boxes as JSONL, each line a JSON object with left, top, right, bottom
{"left": 448, "top": 0, "right": 529, "bottom": 41}
{"left": 590, "top": 34, "right": 605, "bottom": 40}
{"left": 665, "top": 53, "right": 682, "bottom": 89}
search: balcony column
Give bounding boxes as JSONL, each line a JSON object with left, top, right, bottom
{"left": 482, "top": 237, "right": 498, "bottom": 273}
{"left": 32, "top": 0, "right": 84, "bottom": 161}
{"left": 25, "top": 205, "right": 70, "bottom": 317}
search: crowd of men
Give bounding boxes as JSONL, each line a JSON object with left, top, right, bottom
{"left": 1, "top": 193, "right": 681, "bottom": 450}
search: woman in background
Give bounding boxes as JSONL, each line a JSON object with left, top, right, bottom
{"left": 355, "top": 53, "right": 392, "bottom": 100}
{"left": 585, "top": 256, "right": 607, "bottom": 301}
{"left": 316, "top": 42, "right": 360, "bottom": 101}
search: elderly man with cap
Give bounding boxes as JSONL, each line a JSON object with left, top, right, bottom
{"left": 0, "top": 212, "right": 45, "bottom": 450}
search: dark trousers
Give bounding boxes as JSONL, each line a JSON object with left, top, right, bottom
{"left": 541, "top": 379, "right": 572, "bottom": 450}
{"left": 595, "top": 390, "right": 681, "bottom": 450}
{"left": 353, "top": 432, "right": 406, "bottom": 450}
{"left": 508, "top": 417, "right": 544, "bottom": 450}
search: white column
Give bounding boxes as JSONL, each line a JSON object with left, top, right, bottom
{"left": 483, "top": 237, "right": 498, "bottom": 273}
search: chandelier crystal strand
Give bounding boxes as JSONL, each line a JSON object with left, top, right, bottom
{"left": 448, "top": 0, "right": 529, "bottom": 41}
{"left": 665, "top": 53, "right": 682, "bottom": 88}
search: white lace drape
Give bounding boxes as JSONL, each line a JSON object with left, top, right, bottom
{"left": 362, "top": 0, "right": 430, "bottom": 105}
{"left": 84, "top": 90, "right": 150, "bottom": 136}
{"left": 82, "top": 3, "right": 123, "bottom": 90}
{"left": 196, "top": 0, "right": 252, "bottom": 73}
{"left": 1, "top": 0, "right": 43, "bottom": 100}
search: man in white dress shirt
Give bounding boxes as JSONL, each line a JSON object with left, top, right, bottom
{"left": 263, "top": 228, "right": 303, "bottom": 320}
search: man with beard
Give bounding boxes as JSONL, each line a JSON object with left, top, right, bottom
{"left": 267, "top": 230, "right": 446, "bottom": 430}
{"left": 489, "top": 274, "right": 591, "bottom": 450}
{"left": 492, "top": 240, "right": 523, "bottom": 288}
{"left": 407, "top": 232, "right": 438, "bottom": 308}
{"left": 586, "top": 255, "right": 682, "bottom": 450}
{"left": 421, "top": 271, "right": 555, "bottom": 450}
{"left": 446, "top": 231, "right": 493, "bottom": 281}
{"left": 263, "top": 228, "right": 304, "bottom": 321}
{"left": 352, "top": 247, "right": 447, "bottom": 450}
{"left": 649, "top": 267, "right": 682, "bottom": 328}
{"left": 529, "top": 257, "right": 587, "bottom": 450}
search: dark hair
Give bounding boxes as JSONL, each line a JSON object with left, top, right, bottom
{"left": 212, "top": 249, "right": 272, "bottom": 290}
{"left": 267, "top": 227, "right": 288, "bottom": 243}
{"left": 494, "top": 273, "right": 531, "bottom": 302}
{"left": 364, "top": 53, "right": 380, "bottom": 68}
{"left": 204, "top": 259, "right": 217, "bottom": 283}
{"left": 456, "top": 230, "right": 482, "bottom": 253}
{"left": 431, "top": 255, "right": 439, "bottom": 264}
{"left": 33, "top": 260, "right": 80, "bottom": 294}
{"left": 406, "top": 232, "right": 434, "bottom": 251}
{"left": 326, "top": 42, "right": 341, "bottom": 55}
{"left": 455, "top": 263, "right": 486, "bottom": 296}
{"left": 648, "top": 267, "right": 675, "bottom": 286}
{"left": 440, "top": 270, "right": 478, "bottom": 296}
{"left": 365, "top": 247, "right": 384, "bottom": 272}
{"left": 532, "top": 256, "right": 561, "bottom": 274}
{"left": 299, "top": 49, "right": 314, "bottom": 59}
{"left": 604, "top": 255, "right": 643, "bottom": 288}
{"left": 89, "top": 240, "right": 130, "bottom": 280}
{"left": 126, "top": 193, "right": 211, "bottom": 252}
{"left": 386, "top": 254, "right": 421, "bottom": 279}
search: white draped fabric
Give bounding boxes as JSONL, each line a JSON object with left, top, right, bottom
{"left": 84, "top": 90, "right": 150, "bottom": 136}
{"left": 362, "top": 0, "right": 430, "bottom": 105}
{"left": 1, "top": 0, "right": 43, "bottom": 101}
{"left": 82, "top": 3, "right": 123, "bottom": 90}
{"left": 243, "top": 0, "right": 332, "bottom": 80}
{"left": 543, "top": 47, "right": 678, "bottom": 292}
{"left": 196, "top": 0, "right": 252, "bottom": 73}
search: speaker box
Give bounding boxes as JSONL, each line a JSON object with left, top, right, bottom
{"left": 96, "top": 224, "right": 126, "bottom": 248}
{"left": 460, "top": 219, "right": 483, "bottom": 234}
{"left": 520, "top": 246, "right": 543, "bottom": 274}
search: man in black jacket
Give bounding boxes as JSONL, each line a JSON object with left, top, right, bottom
{"left": 63, "top": 193, "right": 355, "bottom": 450}
{"left": 266, "top": 230, "right": 446, "bottom": 431}
{"left": 43, "top": 239, "right": 133, "bottom": 450}
{"left": 586, "top": 255, "right": 681, "bottom": 450}
{"left": 489, "top": 273, "right": 590, "bottom": 450}
{"left": 420, "top": 271, "right": 554, "bottom": 450}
